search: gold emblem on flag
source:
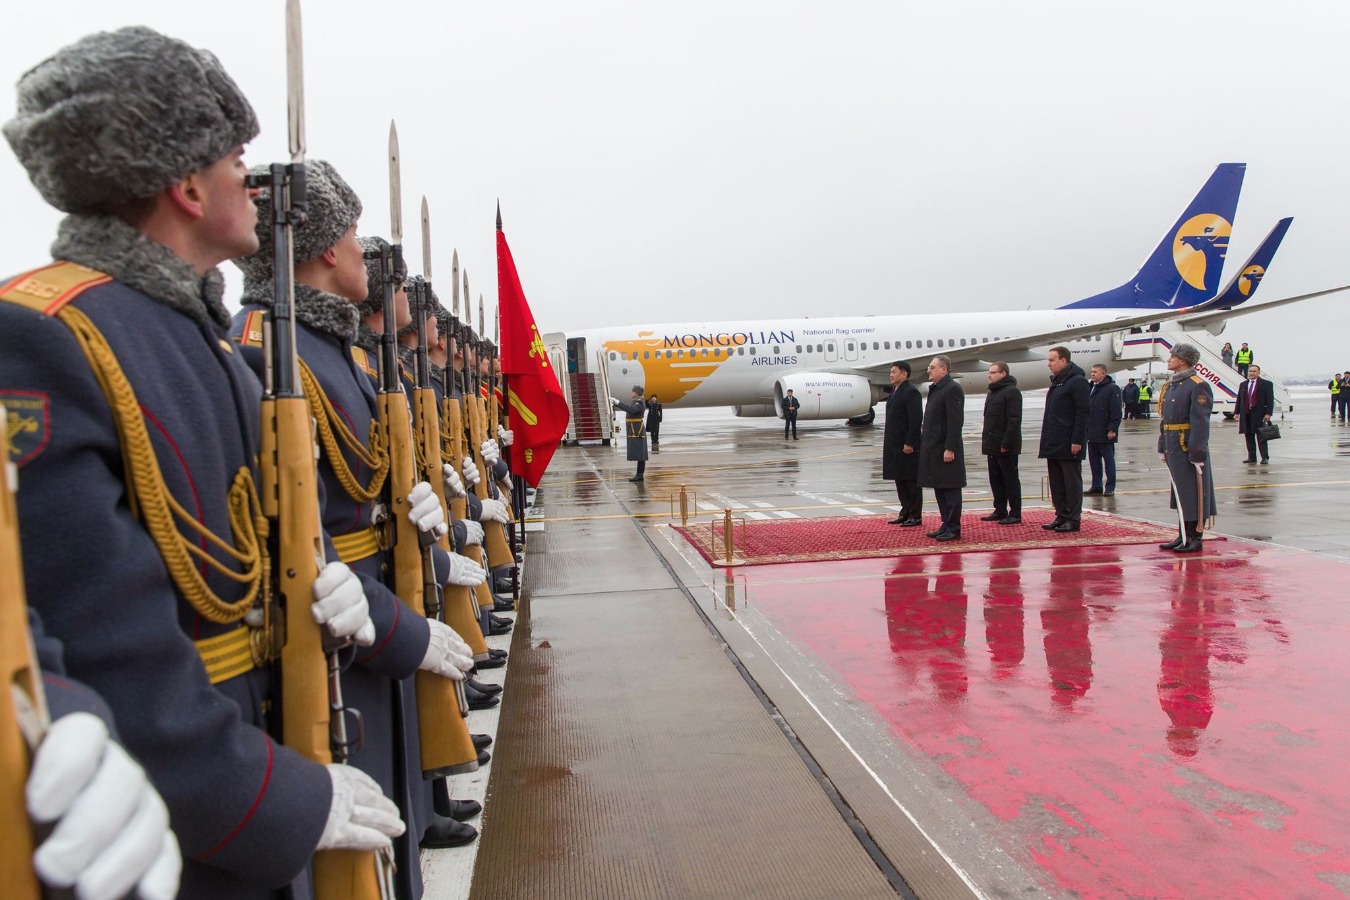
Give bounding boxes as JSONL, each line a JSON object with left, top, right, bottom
{"left": 528, "top": 324, "right": 548, "bottom": 367}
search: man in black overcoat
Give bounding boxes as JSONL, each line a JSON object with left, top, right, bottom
{"left": 1236, "top": 364, "right": 1275, "bottom": 463}
{"left": 882, "top": 361, "right": 923, "bottom": 525}
{"left": 980, "top": 362, "right": 1022, "bottom": 524}
{"left": 918, "top": 356, "right": 966, "bottom": 540}
{"left": 1039, "top": 346, "right": 1090, "bottom": 532}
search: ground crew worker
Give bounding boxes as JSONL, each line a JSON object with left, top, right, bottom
{"left": 1137, "top": 380, "right": 1152, "bottom": 418}
{"left": 612, "top": 385, "right": 649, "bottom": 481}
{"left": 1, "top": 27, "right": 400, "bottom": 896}
{"left": 231, "top": 162, "right": 487, "bottom": 886}
{"left": 1330, "top": 374, "right": 1341, "bottom": 416}
{"left": 1234, "top": 342, "right": 1253, "bottom": 377}
{"left": 1157, "top": 343, "right": 1216, "bottom": 553}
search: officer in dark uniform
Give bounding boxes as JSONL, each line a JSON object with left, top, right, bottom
{"left": 782, "top": 389, "right": 801, "bottom": 439}
{"left": 646, "top": 393, "right": 663, "bottom": 450}
{"left": 613, "top": 385, "right": 649, "bottom": 481}
{"left": 1, "top": 27, "right": 399, "bottom": 897}
{"left": 1157, "top": 343, "right": 1216, "bottom": 553}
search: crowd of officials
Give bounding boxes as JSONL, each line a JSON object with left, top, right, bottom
{"left": 4, "top": 26, "right": 526, "bottom": 900}
{"left": 881, "top": 343, "right": 1220, "bottom": 553}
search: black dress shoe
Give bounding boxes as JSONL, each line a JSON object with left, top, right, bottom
{"left": 1260, "top": 459, "right": 1269, "bottom": 464}
{"left": 934, "top": 531, "right": 961, "bottom": 542}
{"left": 1083, "top": 488, "right": 1103, "bottom": 496}
{"left": 420, "top": 815, "right": 478, "bottom": 849}
{"left": 476, "top": 654, "right": 506, "bottom": 669}
{"left": 980, "top": 513, "right": 1006, "bottom": 522}
{"left": 465, "top": 685, "right": 500, "bottom": 710}
{"left": 997, "top": 516, "right": 1021, "bottom": 525}
{"left": 1243, "top": 458, "right": 1256, "bottom": 463}
{"left": 1103, "top": 490, "right": 1114, "bottom": 497}
{"left": 448, "top": 799, "right": 482, "bottom": 822}
{"left": 1159, "top": 535, "right": 1184, "bottom": 550}
{"left": 487, "top": 619, "right": 512, "bottom": 636}
{"left": 628, "top": 475, "right": 644, "bottom": 482}
{"left": 468, "top": 677, "right": 502, "bottom": 696}
{"left": 489, "top": 612, "right": 512, "bottom": 626}
{"left": 1042, "top": 518, "right": 1065, "bottom": 530}
{"left": 926, "top": 529, "right": 947, "bottom": 539}
{"left": 472, "top": 733, "right": 493, "bottom": 751}
{"left": 900, "top": 517, "right": 923, "bottom": 527}
{"left": 1172, "top": 537, "right": 1204, "bottom": 553}
{"left": 494, "top": 597, "right": 516, "bottom": 612}
{"left": 1051, "top": 521, "right": 1080, "bottom": 533}
{"left": 887, "top": 516, "right": 906, "bottom": 524}
{"left": 477, "top": 749, "right": 491, "bottom": 766}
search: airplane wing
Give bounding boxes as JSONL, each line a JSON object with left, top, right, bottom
{"left": 1175, "top": 284, "right": 1348, "bottom": 329}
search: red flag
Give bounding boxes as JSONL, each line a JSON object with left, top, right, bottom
{"left": 497, "top": 217, "right": 569, "bottom": 487}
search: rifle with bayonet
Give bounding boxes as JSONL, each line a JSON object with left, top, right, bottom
{"left": 467, "top": 301, "right": 516, "bottom": 572}
{"left": 2, "top": 404, "right": 45, "bottom": 899}
{"left": 411, "top": 202, "right": 490, "bottom": 665}
{"left": 371, "top": 123, "right": 477, "bottom": 777}
{"left": 252, "top": 5, "right": 389, "bottom": 895}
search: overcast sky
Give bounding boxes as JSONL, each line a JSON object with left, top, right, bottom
{"left": 4, "top": 1, "right": 1349, "bottom": 378}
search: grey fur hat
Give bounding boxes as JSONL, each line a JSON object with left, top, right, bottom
{"left": 631, "top": 384, "right": 644, "bottom": 395}
{"left": 435, "top": 306, "right": 458, "bottom": 339}
{"left": 357, "top": 235, "right": 406, "bottom": 317}
{"left": 234, "top": 159, "right": 362, "bottom": 286}
{"left": 4, "top": 27, "right": 259, "bottom": 213}
{"left": 397, "top": 276, "right": 440, "bottom": 337}
{"left": 1171, "top": 343, "right": 1201, "bottom": 366}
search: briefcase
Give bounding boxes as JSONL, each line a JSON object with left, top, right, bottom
{"left": 1257, "top": 422, "right": 1282, "bottom": 441}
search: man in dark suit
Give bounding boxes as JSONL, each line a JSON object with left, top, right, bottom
{"left": 1039, "top": 346, "right": 1090, "bottom": 532}
{"left": 782, "top": 389, "right": 801, "bottom": 439}
{"left": 1236, "top": 364, "right": 1275, "bottom": 463}
{"left": 918, "top": 356, "right": 966, "bottom": 541}
{"left": 882, "top": 361, "right": 923, "bottom": 525}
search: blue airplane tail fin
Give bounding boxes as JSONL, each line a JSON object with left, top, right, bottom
{"left": 1060, "top": 163, "right": 1246, "bottom": 310}
{"left": 1209, "top": 217, "right": 1292, "bottom": 309}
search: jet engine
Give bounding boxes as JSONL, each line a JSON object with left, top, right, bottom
{"left": 774, "top": 373, "right": 878, "bottom": 420}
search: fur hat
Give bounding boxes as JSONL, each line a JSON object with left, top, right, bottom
{"left": 357, "top": 235, "right": 406, "bottom": 318}
{"left": 1171, "top": 343, "right": 1201, "bottom": 366}
{"left": 234, "top": 159, "right": 362, "bottom": 286}
{"left": 397, "top": 275, "right": 440, "bottom": 337}
{"left": 4, "top": 27, "right": 258, "bottom": 213}
{"left": 631, "top": 385, "right": 644, "bottom": 395}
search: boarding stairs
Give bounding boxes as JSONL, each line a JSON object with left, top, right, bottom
{"left": 1113, "top": 328, "right": 1292, "bottom": 413}
{"left": 563, "top": 350, "right": 615, "bottom": 444}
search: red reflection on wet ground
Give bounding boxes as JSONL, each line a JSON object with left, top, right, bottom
{"left": 746, "top": 540, "right": 1350, "bottom": 897}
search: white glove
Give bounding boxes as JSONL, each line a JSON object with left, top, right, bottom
{"left": 461, "top": 456, "right": 481, "bottom": 489}
{"left": 317, "top": 764, "right": 405, "bottom": 851}
{"left": 610, "top": 396, "right": 620, "bottom": 408}
{"left": 462, "top": 519, "right": 485, "bottom": 546}
{"left": 312, "top": 561, "right": 376, "bottom": 647}
{"left": 438, "top": 550, "right": 486, "bottom": 587}
{"left": 498, "top": 428, "right": 514, "bottom": 447}
{"left": 500, "top": 472, "right": 513, "bottom": 492}
{"left": 440, "top": 623, "right": 474, "bottom": 661}
{"left": 479, "top": 498, "right": 509, "bottom": 524}
{"left": 28, "top": 713, "right": 182, "bottom": 900}
{"left": 407, "top": 481, "right": 448, "bottom": 538}
{"left": 420, "top": 620, "right": 474, "bottom": 679}
{"left": 480, "top": 439, "right": 500, "bottom": 467}
{"left": 442, "top": 463, "right": 467, "bottom": 499}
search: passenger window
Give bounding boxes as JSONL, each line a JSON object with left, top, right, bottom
{"left": 750, "top": 347, "right": 756, "bottom": 355}
{"left": 796, "top": 345, "right": 802, "bottom": 353}
{"left": 926, "top": 339, "right": 933, "bottom": 348}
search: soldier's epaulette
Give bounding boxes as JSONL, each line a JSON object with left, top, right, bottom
{"left": 351, "top": 346, "right": 377, "bottom": 377}
{"left": 236, "top": 309, "right": 265, "bottom": 348}
{"left": 0, "top": 261, "right": 112, "bottom": 315}
{"left": 1190, "top": 375, "right": 1204, "bottom": 384}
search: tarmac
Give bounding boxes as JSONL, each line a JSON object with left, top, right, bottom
{"left": 428, "top": 388, "right": 1350, "bottom": 899}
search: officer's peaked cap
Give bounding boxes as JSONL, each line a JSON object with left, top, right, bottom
{"left": 235, "top": 159, "right": 362, "bottom": 286}
{"left": 5, "top": 27, "right": 259, "bottom": 213}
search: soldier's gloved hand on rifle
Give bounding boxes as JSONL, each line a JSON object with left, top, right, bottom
{"left": 420, "top": 619, "right": 475, "bottom": 679}
{"left": 462, "top": 519, "right": 485, "bottom": 546}
{"left": 479, "top": 497, "right": 509, "bottom": 524}
{"left": 498, "top": 428, "right": 514, "bottom": 447}
{"left": 442, "top": 463, "right": 467, "bottom": 499}
{"left": 318, "top": 764, "right": 405, "bottom": 852}
{"left": 435, "top": 548, "right": 486, "bottom": 587}
{"left": 461, "top": 456, "right": 481, "bottom": 489}
{"left": 27, "top": 712, "right": 182, "bottom": 900}
{"left": 500, "top": 472, "right": 513, "bottom": 492}
{"left": 407, "top": 481, "right": 448, "bottom": 538}
{"left": 312, "top": 561, "right": 377, "bottom": 646}
{"left": 480, "top": 439, "right": 500, "bottom": 467}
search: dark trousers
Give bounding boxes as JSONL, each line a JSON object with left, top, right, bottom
{"left": 933, "top": 487, "right": 962, "bottom": 534}
{"left": 1087, "top": 442, "right": 1116, "bottom": 491}
{"left": 986, "top": 454, "right": 1021, "bottom": 517}
{"left": 1046, "top": 457, "right": 1083, "bottom": 522}
{"left": 1339, "top": 395, "right": 1349, "bottom": 419}
{"left": 1332, "top": 394, "right": 1339, "bottom": 414}
{"left": 1237, "top": 362, "right": 1249, "bottom": 378}
{"left": 894, "top": 478, "right": 922, "bottom": 521}
{"left": 648, "top": 423, "right": 660, "bottom": 446}
{"left": 1243, "top": 422, "right": 1269, "bottom": 461}
{"left": 784, "top": 414, "right": 798, "bottom": 439}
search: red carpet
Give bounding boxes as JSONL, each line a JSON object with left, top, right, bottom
{"left": 673, "top": 509, "right": 1186, "bottom": 566}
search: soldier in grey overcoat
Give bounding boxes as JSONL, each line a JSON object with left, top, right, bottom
{"left": 1157, "top": 343, "right": 1216, "bottom": 553}
{"left": 613, "top": 385, "right": 649, "bottom": 481}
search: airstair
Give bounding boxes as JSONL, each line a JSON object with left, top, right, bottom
{"left": 1112, "top": 328, "right": 1292, "bottom": 414}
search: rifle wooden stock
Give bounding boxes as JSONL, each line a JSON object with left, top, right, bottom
{"left": 2, "top": 442, "right": 43, "bottom": 898}
{"left": 380, "top": 391, "right": 478, "bottom": 777}
{"left": 261, "top": 394, "right": 384, "bottom": 899}
{"left": 466, "top": 396, "right": 515, "bottom": 570}
{"left": 414, "top": 387, "right": 488, "bottom": 661}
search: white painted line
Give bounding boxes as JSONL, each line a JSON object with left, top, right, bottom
{"left": 842, "top": 507, "right": 873, "bottom": 516}
{"left": 774, "top": 510, "right": 800, "bottom": 519}
{"left": 696, "top": 501, "right": 721, "bottom": 512}
{"left": 746, "top": 511, "right": 772, "bottom": 520}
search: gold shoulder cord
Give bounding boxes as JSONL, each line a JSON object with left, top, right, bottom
{"left": 297, "top": 359, "right": 389, "bottom": 502}
{"left": 61, "top": 306, "right": 265, "bottom": 624}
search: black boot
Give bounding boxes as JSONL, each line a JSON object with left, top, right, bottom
{"left": 1173, "top": 522, "right": 1204, "bottom": 553}
{"left": 420, "top": 815, "right": 478, "bottom": 849}
{"left": 1159, "top": 533, "right": 1185, "bottom": 550}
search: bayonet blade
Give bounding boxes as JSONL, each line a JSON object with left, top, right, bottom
{"left": 463, "top": 270, "right": 470, "bottom": 326}
{"left": 479, "top": 295, "right": 485, "bottom": 335}
{"left": 420, "top": 197, "right": 432, "bottom": 281}
{"left": 388, "top": 120, "right": 402, "bottom": 244}
{"left": 285, "top": 0, "right": 306, "bottom": 161}
{"left": 451, "top": 250, "right": 460, "bottom": 317}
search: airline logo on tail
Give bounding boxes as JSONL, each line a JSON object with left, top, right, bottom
{"left": 1238, "top": 264, "right": 1265, "bottom": 297}
{"left": 1173, "top": 214, "right": 1232, "bottom": 290}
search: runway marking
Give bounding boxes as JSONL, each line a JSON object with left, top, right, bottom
{"left": 746, "top": 511, "right": 773, "bottom": 520}
{"left": 793, "top": 490, "right": 843, "bottom": 505}
{"left": 842, "top": 507, "right": 873, "bottom": 516}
